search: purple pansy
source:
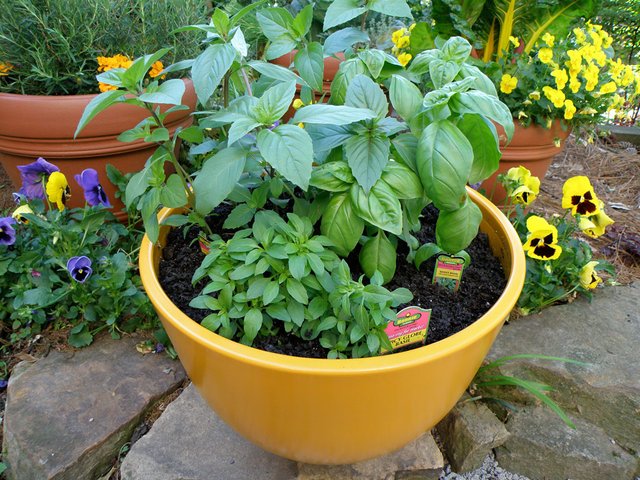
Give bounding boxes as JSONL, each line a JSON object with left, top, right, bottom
{"left": 74, "top": 168, "right": 111, "bottom": 207}
{"left": 17, "top": 157, "right": 60, "bottom": 200}
{"left": 66, "top": 256, "right": 93, "bottom": 283}
{"left": 0, "top": 217, "right": 17, "bottom": 246}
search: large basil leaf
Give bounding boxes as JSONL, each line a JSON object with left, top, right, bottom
{"left": 429, "top": 59, "right": 462, "bottom": 89}
{"left": 254, "top": 80, "right": 296, "bottom": 124}
{"left": 391, "top": 133, "right": 418, "bottom": 173}
{"left": 457, "top": 114, "right": 500, "bottom": 184}
{"left": 310, "top": 161, "right": 355, "bottom": 192}
{"left": 323, "top": 0, "right": 366, "bottom": 31}
{"left": 449, "top": 90, "right": 514, "bottom": 141}
{"left": 416, "top": 120, "right": 472, "bottom": 211}
{"left": 191, "top": 43, "right": 236, "bottom": 105}
{"left": 256, "top": 7, "right": 295, "bottom": 41}
{"left": 291, "top": 4, "right": 313, "bottom": 37}
{"left": 75, "top": 90, "right": 125, "bottom": 138}
{"left": 295, "top": 42, "right": 324, "bottom": 91}
{"left": 381, "top": 161, "right": 423, "bottom": 199}
{"left": 344, "top": 134, "right": 390, "bottom": 193}
{"left": 358, "top": 49, "right": 387, "bottom": 79}
{"left": 359, "top": 230, "right": 397, "bottom": 284}
{"left": 435, "top": 197, "right": 482, "bottom": 253}
{"left": 305, "top": 124, "right": 353, "bottom": 152}
{"left": 367, "top": 0, "right": 412, "bottom": 18}
{"left": 345, "top": 74, "right": 388, "bottom": 120}
{"left": 350, "top": 182, "right": 402, "bottom": 235}
{"left": 292, "top": 104, "right": 377, "bottom": 125}
{"left": 457, "top": 63, "right": 497, "bottom": 96}
{"left": 257, "top": 124, "right": 313, "bottom": 190}
{"left": 330, "top": 58, "right": 367, "bottom": 105}
{"left": 193, "top": 147, "right": 246, "bottom": 216}
{"left": 324, "top": 27, "right": 369, "bottom": 55}
{"left": 248, "top": 60, "right": 306, "bottom": 87}
{"left": 320, "top": 193, "right": 364, "bottom": 256}
{"left": 389, "top": 75, "right": 423, "bottom": 121}
{"left": 441, "top": 36, "right": 472, "bottom": 63}
{"left": 139, "top": 79, "right": 186, "bottom": 105}
{"left": 227, "top": 117, "right": 261, "bottom": 146}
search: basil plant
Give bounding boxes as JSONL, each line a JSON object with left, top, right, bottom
{"left": 75, "top": 4, "right": 513, "bottom": 287}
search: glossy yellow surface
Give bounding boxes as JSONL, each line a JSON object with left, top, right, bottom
{"left": 139, "top": 188, "right": 526, "bottom": 464}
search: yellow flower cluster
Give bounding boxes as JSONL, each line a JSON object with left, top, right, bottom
{"left": 96, "top": 55, "right": 165, "bottom": 92}
{"left": 0, "top": 61, "right": 12, "bottom": 77}
{"left": 390, "top": 25, "right": 415, "bottom": 67}
{"left": 500, "top": 74, "right": 518, "bottom": 94}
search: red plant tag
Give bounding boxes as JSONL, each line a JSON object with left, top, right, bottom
{"left": 432, "top": 254, "right": 465, "bottom": 292}
{"left": 383, "top": 306, "right": 431, "bottom": 353}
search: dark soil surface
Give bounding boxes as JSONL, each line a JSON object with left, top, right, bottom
{"left": 159, "top": 203, "right": 507, "bottom": 358}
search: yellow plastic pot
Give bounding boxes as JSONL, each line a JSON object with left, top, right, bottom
{"left": 139, "top": 188, "right": 525, "bottom": 464}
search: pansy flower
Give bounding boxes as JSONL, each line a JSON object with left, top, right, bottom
{"left": 562, "top": 176, "right": 600, "bottom": 217}
{"left": 46, "top": 172, "right": 71, "bottom": 211}
{"left": 505, "top": 166, "right": 540, "bottom": 206}
{"left": 578, "top": 201, "right": 614, "bottom": 238}
{"left": 75, "top": 168, "right": 111, "bottom": 207}
{"left": 17, "top": 157, "right": 59, "bottom": 200}
{"left": 397, "top": 52, "right": 412, "bottom": 67}
{"left": 523, "top": 216, "right": 562, "bottom": 260}
{"left": 0, "top": 217, "right": 17, "bottom": 246}
{"left": 12, "top": 205, "right": 34, "bottom": 224}
{"left": 579, "top": 261, "right": 601, "bottom": 289}
{"left": 500, "top": 74, "right": 518, "bottom": 94}
{"left": 67, "top": 256, "right": 93, "bottom": 283}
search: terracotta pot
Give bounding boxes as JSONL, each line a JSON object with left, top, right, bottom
{"left": 270, "top": 51, "right": 345, "bottom": 121}
{"left": 0, "top": 79, "right": 196, "bottom": 220}
{"left": 139, "top": 187, "right": 526, "bottom": 465}
{"left": 481, "top": 120, "right": 571, "bottom": 204}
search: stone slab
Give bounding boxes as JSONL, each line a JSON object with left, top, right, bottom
{"left": 120, "top": 383, "right": 298, "bottom": 480}
{"left": 495, "top": 406, "right": 638, "bottom": 480}
{"left": 436, "top": 395, "right": 510, "bottom": 472}
{"left": 487, "top": 282, "right": 640, "bottom": 454}
{"left": 3, "top": 334, "right": 186, "bottom": 480}
{"left": 297, "top": 433, "right": 444, "bottom": 480}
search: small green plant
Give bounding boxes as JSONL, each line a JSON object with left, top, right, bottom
{"left": 499, "top": 167, "right": 616, "bottom": 315}
{"left": 0, "top": 160, "right": 154, "bottom": 347}
{"left": 0, "top": 0, "right": 206, "bottom": 95}
{"left": 471, "top": 354, "right": 589, "bottom": 428}
{"left": 190, "top": 211, "right": 411, "bottom": 357}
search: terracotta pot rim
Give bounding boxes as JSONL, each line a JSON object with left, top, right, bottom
{"left": 139, "top": 187, "right": 526, "bottom": 373}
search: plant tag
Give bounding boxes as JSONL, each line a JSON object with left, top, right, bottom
{"left": 198, "top": 234, "right": 211, "bottom": 255}
{"left": 432, "top": 254, "right": 465, "bottom": 292}
{"left": 382, "top": 306, "right": 431, "bottom": 353}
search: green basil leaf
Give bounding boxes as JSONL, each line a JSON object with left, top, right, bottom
{"left": 242, "top": 309, "right": 263, "bottom": 344}
{"left": 449, "top": 90, "right": 514, "bottom": 141}
{"left": 457, "top": 64, "right": 498, "bottom": 96}
{"left": 367, "top": 0, "right": 412, "bottom": 19}
{"left": 350, "top": 182, "right": 402, "bottom": 235}
{"left": 329, "top": 58, "right": 367, "bottom": 105}
{"left": 257, "top": 124, "right": 313, "bottom": 190}
{"left": 357, "top": 49, "right": 387, "bottom": 79}
{"left": 228, "top": 117, "right": 261, "bottom": 146}
{"left": 391, "top": 133, "right": 418, "bottom": 173}
{"left": 344, "top": 134, "right": 390, "bottom": 193}
{"left": 429, "top": 59, "right": 462, "bottom": 89}
{"left": 320, "top": 193, "right": 364, "bottom": 257}
{"left": 305, "top": 124, "right": 353, "bottom": 152}
{"left": 359, "top": 230, "right": 396, "bottom": 284}
{"left": 457, "top": 114, "right": 500, "bottom": 184}
{"left": 159, "top": 174, "right": 188, "bottom": 208}
{"left": 223, "top": 204, "right": 256, "bottom": 229}
{"left": 192, "top": 43, "right": 236, "bottom": 105}
{"left": 75, "top": 90, "right": 125, "bottom": 138}
{"left": 389, "top": 75, "right": 423, "bottom": 121}
{"left": 436, "top": 197, "right": 482, "bottom": 253}
{"left": 323, "top": 0, "right": 366, "bottom": 31}
{"left": 139, "top": 79, "right": 186, "bottom": 105}
{"left": 193, "top": 148, "right": 246, "bottom": 216}
{"left": 292, "top": 104, "right": 377, "bottom": 125}
{"left": 441, "top": 36, "right": 472, "bottom": 63}
{"left": 248, "top": 60, "right": 307, "bottom": 87}
{"left": 345, "top": 74, "right": 388, "bottom": 119}
{"left": 255, "top": 80, "right": 297, "bottom": 124}
{"left": 292, "top": 4, "right": 313, "bottom": 38}
{"left": 324, "top": 27, "right": 370, "bottom": 55}
{"left": 381, "top": 161, "right": 423, "bottom": 200}
{"left": 414, "top": 242, "right": 442, "bottom": 269}
{"left": 295, "top": 42, "right": 324, "bottom": 91}
{"left": 286, "top": 278, "right": 309, "bottom": 304}
{"left": 256, "top": 7, "right": 295, "bottom": 41}
{"left": 310, "top": 161, "right": 355, "bottom": 192}
{"left": 416, "top": 121, "right": 472, "bottom": 211}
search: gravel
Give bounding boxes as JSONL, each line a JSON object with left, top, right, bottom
{"left": 439, "top": 453, "right": 532, "bottom": 480}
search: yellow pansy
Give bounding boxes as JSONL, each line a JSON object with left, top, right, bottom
{"left": 12, "top": 205, "right": 34, "bottom": 224}
{"left": 599, "top": 81, "right": 617, "bottom": 95}
{"left": 506, "top": 166, "right": 531, "bottom": 184}
{"left": 542, "top": 32, "right": 555, "bottom": 48}
{"left": 579, "top": 261, "right": 602, "bottom": 289}
{"left": 391, "top": 28, "right": 408, "bottom": 46}
{"left": 600, "top": 30, "right": 613, "bottom": 49}
{"left": 564, "top": 99, "right": 576, "bottom": 120}
{"left": 396, "top": 35, "right": 410, "bottom": 49}
{"left": 500, "top": 74, "right": 518, "bottom": 94}
{"left": 579, "top": 201, "right": 614, "bottom": 238}
{"left": 148, "top": 61, "right": 166, "bottom": 79}
{"left": 593, "top": 49, "right": 607, "bottom": 67}
{"left": 509, "top": 36, "right": 520, "bottom": 48}
{"left": 542, "top": 86, "right": 565, "bottom": 108}
{"left": 505, "top": 166, "right": 540, "bottom": 206}
{"left": 566, "top": 50, "right": 582, "bottom": 76}
{"left": 523, "top": 216, "right": 562, "bottom": 261}
{"left": 297, "top": 122, "right": 305, "bottom": 129}
{"left": 538, "top": 48, "right": 554, "bottom": 64}
{"left": 573, "top": 28, "right": 587, "bottom": 45}
{"left": 45, "top": 172, "right": 70, "bottom": 211}
{"left": 569, "top": 76, "right": 581, "bottom": 93}
{"left": 551, "top": 68, "right": 568, "bottom": 90}
{"left": 583, "top": 63, "right": 599, "bottom": 91}
{"left": 561, "top": 176, "right": 600, "bottom": 217}
{"left": 397, "top": 52, "right": 412, "bottom": 67}
{"left": 292, "top": 99, "right": 304, "bottom": 110}
{"left": 609, "top": 58, "right": 625, "bottom": 80}
{"left": 529, "top": 91, "right": 541, "bottom": 100}
{"left": 518, "top": 111, "right": 528, "bottom": 119}
{"left": 620, "top": 66, "right": 635, "bottom": 87}
{"left": 589, "top": 30, "right": 603, "bottom": 48}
